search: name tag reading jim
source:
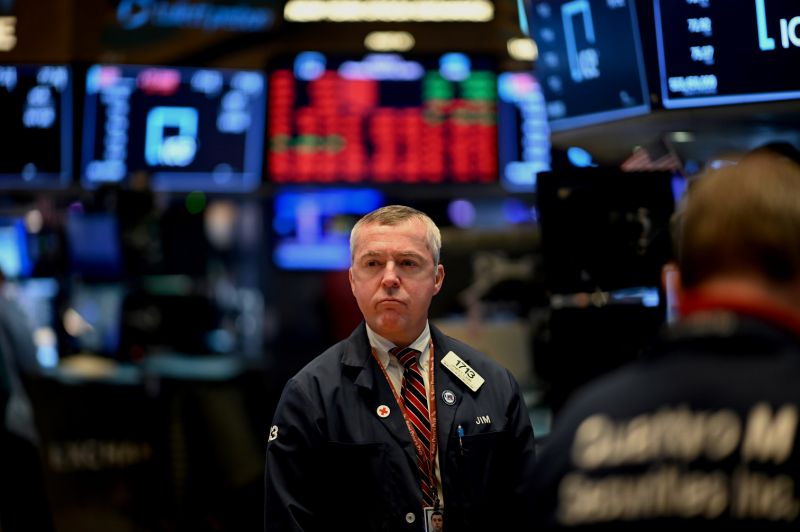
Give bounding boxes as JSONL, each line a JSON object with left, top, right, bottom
{"left": 441, "top": 351, "right": 485, "bottom": 392}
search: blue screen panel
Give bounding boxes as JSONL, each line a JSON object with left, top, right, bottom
{"left": 0, "top": 218, "right": 32, "bottom": 278}
{"left": 497, "top": 71, "right": 551, "bottom": 192}
{"left": 65, "top": 212, "right": 124, "bottom": 280}
{"left": 529, "top": 0, "right": 650, "bottom": 130}
{"left": 81, "top": 64, "right": 266, "bottom": 192}
{"left": 272, "top": 188, "right": 384, "bottom": 271}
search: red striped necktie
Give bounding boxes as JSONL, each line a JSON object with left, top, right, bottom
{"left": 391, "top": 346, "right": 436, "bottom": 507}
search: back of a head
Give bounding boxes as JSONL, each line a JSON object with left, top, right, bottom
{"left": 677, "top": 151, "right": 800, "bottom": 289}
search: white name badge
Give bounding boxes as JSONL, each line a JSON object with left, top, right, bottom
{"left": 441, "top": 351, "right": 484, "bottom": 392}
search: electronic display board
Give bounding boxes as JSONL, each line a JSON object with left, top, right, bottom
{"left": 268, "top": 52, "right": 498, "bottom": 184}
{"left": 272, "top": 188, "right": 384, "bottom": 270}
{"left": 655, "top": 0, "right": 800, "bottom": 108}
{"left": 529, "top": 0, "right": 650, "bottom": 130}
{"left": 81, "top": 64, "right": 266, "bottom": 192}
{"left": 497, "top": 71, "right": 551, "bottom": 192}
{"left": 0, "top": 65, "right": 72, "bottom": 189}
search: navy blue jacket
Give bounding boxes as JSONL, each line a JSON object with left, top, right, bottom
{"left": 265, "top": 322, "right": 537, "bottom": 531}
{"left": 532, "top": 310, "right": 800, "bottom": 530}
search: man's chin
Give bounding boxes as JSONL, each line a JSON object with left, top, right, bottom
{"left": 372, "top": 316, "right": 408, "bottom": 339}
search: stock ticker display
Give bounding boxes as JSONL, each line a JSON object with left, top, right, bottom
{"left": 81, "top": 64, "right": 266, "bottom": 192}
{"left": 268, "top": 52, "right": 498, "bottom": 184}
{"left": 0, "top": 65, "right": 72, "bottom": 189}
{"left": 655, "top": 0, "right": 800, "bottom": 108}
{"left": 528, "top": 0, "right": 650, "bottom": 130}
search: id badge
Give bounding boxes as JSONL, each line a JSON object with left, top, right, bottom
{"left": 424, "top": 506, "right": 444, "bottom": 532}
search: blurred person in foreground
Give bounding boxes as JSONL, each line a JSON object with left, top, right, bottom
{"left": 0, "top": 268, "right": 56, "bottom": 531}
{"left": 264, "top": 205, "right": 537, "bottom": 531}
{"left": 530, "top": 147, "right": 800, "bottom": 530}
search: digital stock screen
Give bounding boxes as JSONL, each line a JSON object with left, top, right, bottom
{"left": 81, "top": 64, "right": 266, "bottom": 192}
{"left": 0, "top": 65, "right": 72, "bottom": 189}
{"left": 268, "top": 52, "right": 498, "bottom": 184}
{"left": 529, "top": 0, "right": 650, "bottom": 130}
{"left": 497, "top": 71, "right": 551, "bottom": 192}
{"left": 655, "top": 0, "right": 800, "bottom": 108}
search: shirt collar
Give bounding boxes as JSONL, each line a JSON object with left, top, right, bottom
{"left": 366, "top": 322, "right": 432, "bottom": 369}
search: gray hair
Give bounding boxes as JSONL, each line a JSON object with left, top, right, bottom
{"left": 350, "top": 205, "right": 442, "bottom": 265}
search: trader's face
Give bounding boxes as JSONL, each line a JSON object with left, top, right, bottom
{"left": 349, "top": 219, "right": 444, "bottom": 347}
{"left": 431, "top": 513, "right": 443, "bottom": 531}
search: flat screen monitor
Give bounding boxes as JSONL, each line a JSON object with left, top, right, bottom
{"left": 0, "top": 217, "right": 32, "bottom": 279}
{"left": 64, "top": 211, "right": 124, "bottom": 280}
{"left": 66, "top": 283, "right": 125, "bottom": 358}
{"left": 0, "top": 65, "right": 72, "bottom": 189}
{"left": 268, "top": 52, "right": 498, "bottom": 184}
{"left": 654, "top": 0, "right": 800, "bottom": 109}
{"left": 497, "top": 71, "right": 551, "bottom": 192}
{"left": 528, "top": 0, "right": 650, "bottom": 130}
{"left": 536, "top": 168, "right": 676, "bottom": 295}
{"left": 81, "top": 64, "right": 266, "bottom": 192}
{"left": 272, "top": 188, "right": 384, "bottom": 270}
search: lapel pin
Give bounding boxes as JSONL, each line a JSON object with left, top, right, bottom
{"left": 376, "top": 405, "right": 391, "bottom": 418}
{"left": 442, "top": 389, "right": 456, "bottom": 405}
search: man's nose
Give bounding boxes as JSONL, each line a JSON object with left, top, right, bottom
{"left": 381, "top": 262, "right": 400, "bottom": 287}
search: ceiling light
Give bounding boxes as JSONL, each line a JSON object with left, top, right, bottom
{"left": 284, "top": 0, "right": 494, "bottom": 22}
{"left": 364, "top": 31, "right": 415, "bottom": 52}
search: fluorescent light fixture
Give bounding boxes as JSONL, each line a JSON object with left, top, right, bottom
{"left": 364, "top": 31, "right": 415, "bottom": 52}
{"left": 507, "top": 37, "right": 537, "bottom": 61}
{"left": 284, "top": 0, "right": 494, "bottom": 22}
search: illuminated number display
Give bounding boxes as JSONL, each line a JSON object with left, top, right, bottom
{"left": 268, "top": 52, "right": 498, "bottom": 184}
{"left": 81, "top": 64, "right": 266, "bottom": 192}
{"left": 0, "top": 65, "right": 72, "bottom": 189}
{"left": 655, "top": 0, "right": 800, "bottom": 108}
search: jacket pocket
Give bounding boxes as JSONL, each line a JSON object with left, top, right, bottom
{"left": 455, "top": 430, "right": 514, "bottom": 504}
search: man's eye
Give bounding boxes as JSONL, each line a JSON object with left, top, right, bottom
{"left": 401, "top": 260, "right": 417, "bottom": 267}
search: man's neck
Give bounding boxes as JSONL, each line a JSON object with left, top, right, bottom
{"left": 680, "top": 277, "right": 800, "bottom": 336}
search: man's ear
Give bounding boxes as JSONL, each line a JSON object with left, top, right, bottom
{"left": 433, "top": 264, "right": 445, "bottom": 295}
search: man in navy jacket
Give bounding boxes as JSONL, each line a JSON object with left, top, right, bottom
{"left": 265, "top": 205, "right": 537, "bottom": 531}
{"left": 531, "top": 147, "right": 800, "bottom": 530}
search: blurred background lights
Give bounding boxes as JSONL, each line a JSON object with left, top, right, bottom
{"left": 294, "top": 51, "right": 327, "bottom": 81}
{"left": 507, "top": 37, "right": 538, "bottom": 62}
{"left": 364, "top": 31, "right": 415, "bottom": 52}
{"left": 284, "top": 0, "right": 494, "bottom": 22}
{"left": 502, "top": 198, "right": 535, "bottom": 225}
{"left": 439, "top": 53, "right": 471, "bottom": 82}
{"left": 567, "top": 146, "right": 597, "bottom": 168}
{"left": 448, "top": 199, "right": 477, "bottom": 228}
{"left": 185, "top": 191, "right": 207, "bottom": 214}
{"left": 24, "top": 208, "right": 43, "bottom": 234}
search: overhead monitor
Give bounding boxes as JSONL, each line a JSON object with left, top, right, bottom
{"left": 81, "top": 64, "right": 266, "bottom": 192}
{"left": 654, "top": 0, "right": 800, "bottom": 108}
{"left": 0, "top": 65, "right": 72, "bottom": 189}
{"left": 268, "top": 52, "right": 498, "bottom": 184}
{"left": 528, "top": 0, "right": 650, "bottom": 130}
